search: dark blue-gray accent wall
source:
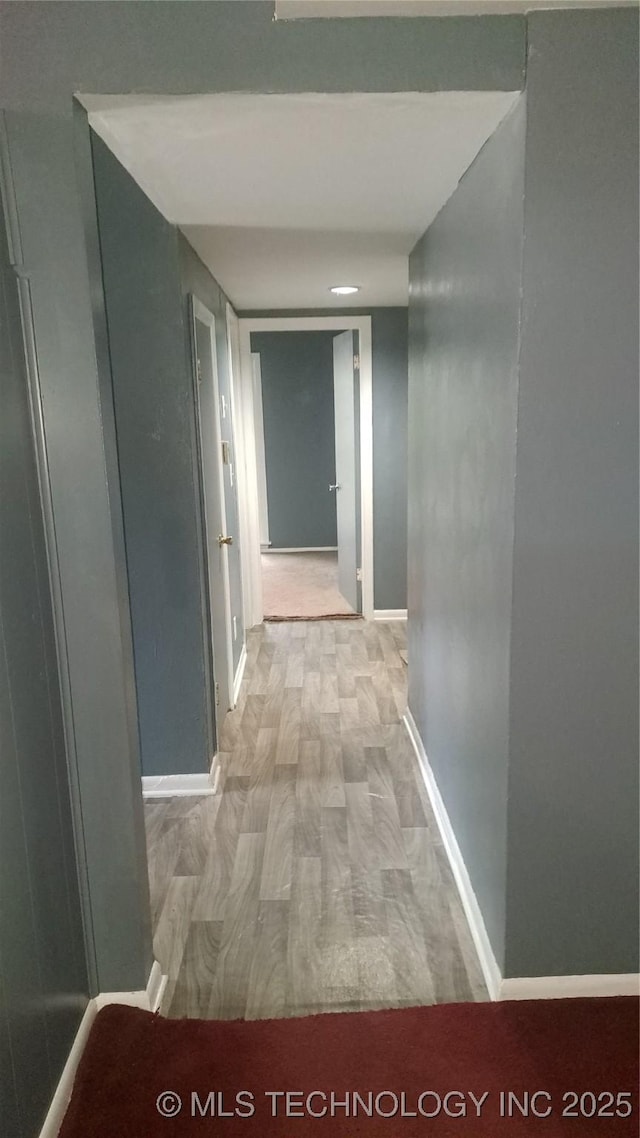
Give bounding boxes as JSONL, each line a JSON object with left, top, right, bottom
{"left": 251, "top": 330, "right": 339, "bottom": 550}
{"left": 92, "top": 135, "right": 246, "bottom": 778}
{"left": 504, "top": 7, "right": 639, "bottom": 979}
{"left": 408, "top": 7, "right": 639, "bottom": 979}
{"left": 0, "top": 190, "right": 89, "bottom": 1138}
{"left": 92, "top": 134, "right": 212, "bottom": 778}
{"left": 409, "top": 99, "right": 526, "bottom": 971}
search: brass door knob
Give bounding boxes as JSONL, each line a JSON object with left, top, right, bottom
{"left": 218, "top": 534, "right": 233, "bottom": 547}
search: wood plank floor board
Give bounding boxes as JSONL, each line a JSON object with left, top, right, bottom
{"left": 320, "top": 738, "right": 346, "bottom": 808}
{"left": 207, "top": 832, "right": 266, "bottom": 1019}
{"left": 341, "top": 737, "right": 368, "bottom": 784}
{"left": 259, "top": 763, "right": 296, "bottom": 901}
{"left": 174, "top": 798, "right": 221, "bottom": 877}
{"left": 344, "top": 780, "right": 376, "bottom": 872}
{"left": 294, "top": 740, "right": 323, "bottom": 858}
{"left": 144, "top": 620, "right": 488, "bottom": 1018}
{"left": 350, "top": 865, "right": 388, "bottom": 939}
{"left": 153, "top": 876, "right": 200, "bottom": 983}
{"left": 286, "top": 855, "right": 322, "bottom": 1016}
{"left": 245, "top": 900, "right": 290, "bottom": 1020}
{"left": 191, "top": 826, "right": 236, "bottom": 923}
{"left": 320, "top": 805, "right": 355, "bottom": 951}
{"left": 168, "top": 920, "right": 224, "bottom": 1018}
{"left": 382, "top": 867, "right": 437, "bottom": 1005}
{"left": 275, "top": 688, "right": 302, "bottom": 765}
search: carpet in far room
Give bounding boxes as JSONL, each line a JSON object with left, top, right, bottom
{"left": 261, "top": 551, "right": 358, "bottom": 619}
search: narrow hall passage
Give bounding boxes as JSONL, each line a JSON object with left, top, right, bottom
{"left": 145, "top": 620, "right": 486, "bottom": 1018}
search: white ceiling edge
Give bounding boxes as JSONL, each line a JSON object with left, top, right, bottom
{"left": 85, "top": 89, "right": 520, "bottom": 309}
{"left": 84, "top": 90, "right": 520, "bottom": 232}
{"left": 275, "top": 0, "right": 636, "bottom": 16}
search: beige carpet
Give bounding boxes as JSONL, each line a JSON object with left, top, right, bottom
{"left": 261, "top": 551, "right": 357, "bottom": 619}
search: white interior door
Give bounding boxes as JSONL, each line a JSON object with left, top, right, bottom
{"left": 333, "top": 330, "right": 361, "bottom": 613}
{"left": 192, "top": 298, "right": 234, "bottom": 731}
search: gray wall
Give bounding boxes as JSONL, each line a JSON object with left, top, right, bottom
{"left": 251, "top": 331, "right": 338, "bottom": 549}
{"left": 178, "top": 234, "right": 244, "bottom": 675}
{"left": 0, "top": 195, "right": 89, "bottom": 1137}
{"left": 93, "top": 140, "right": 248, "bottom": 773}
{"left": 1, "top": 4, "right": 526, "bottom": 101}
{"left": 408, "top": 7, "right": 638, "bottom": 979}
{"left": 504, "top": 8, "right": 639, "bottom": 978}
{"left": 92, "top": 134, "right": 212, "bottom": 778}
{"left": 0, "top": 96, "right": 153, "bottom": 1006}
{"left": 245, "top": 309, "right": 409, "bottom": 609}
{"left": 408, "top": 100, "right": 526, "bottom": 971}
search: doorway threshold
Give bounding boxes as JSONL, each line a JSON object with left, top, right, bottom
{"left": 142, "top": 768, "right": 220, "bottom": 798}
{"left": 263, "top": 613, "right": 363, "bottom": 623}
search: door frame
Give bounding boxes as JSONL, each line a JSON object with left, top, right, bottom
{"left": 235, "top": 314, "right": 373, "bottom": 625}
{"left": 251, "top": 351, "right": 271, "bottom": 549}
{"left": 191, "top": 296, "right": 235, "bottom": 726}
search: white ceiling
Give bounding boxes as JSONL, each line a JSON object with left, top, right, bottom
{"left": 85, "top": 91, "right": 519, "bottom": 310}
{"left": 276, "top": 0, "right": 634, "bottom": 15}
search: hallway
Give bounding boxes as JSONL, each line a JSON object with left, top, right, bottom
{"left": 145, "top": 620, "right": 486, "bottom": 1019}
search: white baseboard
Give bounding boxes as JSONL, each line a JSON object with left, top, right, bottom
{"left": 38, "top": 1000, "right": 97, "bottom": 1138}
{"left": 38, "top": 961, "right": 166, "bottom": 1138}
{"left": 403, "top": 709, "right": 503, "bottom": 1001}
{"left": 374, "top": 609, "right": 407, "bottom": 621}
{"left": 403, "top": 709, "right": 640, "bottom": 1005}
{"left": 233, "top": 642, "right": 248, "bottom": 705}
{"left": 142, "top": 769, "right": 218, "bottom": 798}
{"left": 500, "top": 973, "right": 640, "bottom": 1001}
{"left": 262, "top": 546, "right": 338, "bottom": 553}
{"left": 94, "top": 958, "right": 167, "bottom": 1013}
{"left": 146, "top": 958, "right": 168, "bottom": 1010}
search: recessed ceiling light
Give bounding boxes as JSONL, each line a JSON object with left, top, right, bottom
{"left": 330, "top": 285, "right": 360, "bottom": 296}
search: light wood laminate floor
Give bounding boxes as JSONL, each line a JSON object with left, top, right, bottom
{"left": 144, "top": 620, "right": 487, "bottom": 1019}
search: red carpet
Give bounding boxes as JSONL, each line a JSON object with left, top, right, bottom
{"left": 60, "top": 998, "right": 638, "bottom": 1136}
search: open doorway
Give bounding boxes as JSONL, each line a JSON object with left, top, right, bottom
{"left": 82, "top": 88, "right": 519, "bottom": 1014}
{"left": 238, "top": 315, "right": 374, "bottom": 625}
{"left": 247, "top": 327, "right": 363, "bottom": 621}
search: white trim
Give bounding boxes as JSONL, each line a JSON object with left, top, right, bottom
{"left": 233, "top": 311, "right": 264, "bottom": 628}
{"left": 233, "top": 642, "right": 248, "bottom": 705}
{"left": 145, "top": 960, "right": 168, "bottom": 1012}
{"left": 142, "top": 768, "right": 219, "bottom": 798}
{"left": 263, "top": 546, "right": 338, "bottom": 553}
{"left": 94, "top": 959, "right": 167, "bottom": 1013}
{"left": 38, "top": 961, "right": 167, "bottom": 1138}
{"left": 374, "top": 608, "right": 407, "bottom": 621}
{"left": 38, "top": 1000, "right": 98, "bottom": 1138}
{"left": 403, "top": 708, "right": 502, "bottom": 1001}
{"left": 251, "top": 352, "right": 271, "bottom": 547}
{"left": 500, "top": 974, "right": 640, "bottom": 1001}
{"left": 192, "top": 298, "right": 235, "bottom": 713}
{"left": 237, "top": 315, "right": 374, "bottom": 625}
{"left": 225, "top": 303, "right": 249, "bottom": 634}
